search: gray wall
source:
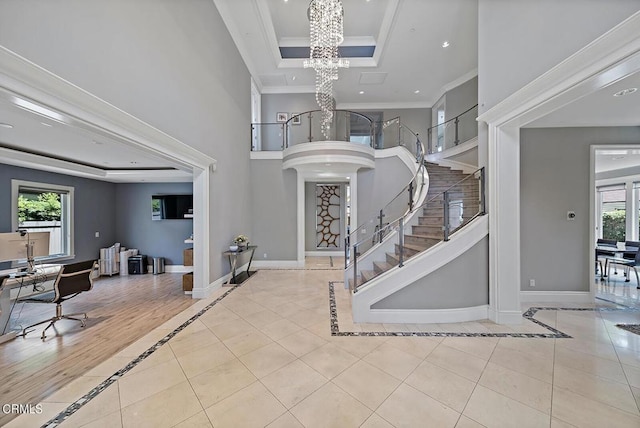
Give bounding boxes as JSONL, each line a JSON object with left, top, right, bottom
{"left": 372, "top": 237, "right": 489, "bottom": 310}
{"left": 357, "top": 157, "right": 413, "bottom": 233}
{"left": 478, "top": 0, "right": 639, "bottom": 114}
{"left": 115, "top": 182, "right": 193, "bottom": 265}
{"left": 520, "top": 127, "right": 640, "bottom": 292}
{"left": 0, "top": 164, "right": 117, "bottom": 268}
{"left": 261, "top": 94, "right": 318, "bottom": 151}
{"left": 0, "top": 0, "right": 253, "bottom": 283}
{"left": 445, "top": 76, "right": 478, "bottom": 119}
{"left": 250, "top": 160, "right": 298, "bottom": 261}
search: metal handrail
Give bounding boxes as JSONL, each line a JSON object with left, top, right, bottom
{"left": 345, "top": 124, "right": 426, "bottom": 267}
{"left": 427, "top": 104, "right": 478, "bottom": 153}
{"left": 349, "top": 166, "right": 485, "bottom": 290}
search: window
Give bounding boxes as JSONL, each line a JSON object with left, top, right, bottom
{"left": 597, "top": 184, "right": 626, "bottom": 241}
{"left": 11, "top": 180, "right": 74, "bottom": 263}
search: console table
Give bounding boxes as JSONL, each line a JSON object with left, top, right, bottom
{"left": 223, "top": 245, "right": 257, "bottom": 285}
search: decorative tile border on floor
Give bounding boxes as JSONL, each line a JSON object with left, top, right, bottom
{"left": 329, "top": 281, "right": 640, "bottom": 339}
{"left": 616, "top": 324, "right": 640, "bottom": 335}
{"left": 42, "top": 282, "right": 247, "bottom": 428}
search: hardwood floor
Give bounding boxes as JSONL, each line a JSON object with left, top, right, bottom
{"left": 0, "top": 273, "right": 197, "bottom": 426}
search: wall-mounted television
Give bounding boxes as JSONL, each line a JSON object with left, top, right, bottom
{"left": 152, "top": 194, "right": 193, "bottom": 220}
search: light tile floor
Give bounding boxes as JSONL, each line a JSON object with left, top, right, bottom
{"left": 7, "top": 266, "right": 640, "bottom": 428}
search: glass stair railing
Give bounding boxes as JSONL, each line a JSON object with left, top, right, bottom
{"left": 427, "top": 104, "right": 478, "bottom": 154}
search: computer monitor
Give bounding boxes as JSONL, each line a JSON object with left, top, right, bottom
{"left": 0, "top": 232, "right": 51, "bottom": 268}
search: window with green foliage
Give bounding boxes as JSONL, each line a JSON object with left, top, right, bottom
{"left": 18, "top": 192, "right": 61, "bottom": 223}
{"left": 602, "top": 210, "right": 626, "bottom": 242}
{"left": 598, "top": 185, "right": 626, "bottom": 242}
{"left": 12, "top": 180, "right": 74, "bottom": 261}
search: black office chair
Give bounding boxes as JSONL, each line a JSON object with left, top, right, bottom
{"left": 20, "top": 260, "right": 96, "bottom": 340}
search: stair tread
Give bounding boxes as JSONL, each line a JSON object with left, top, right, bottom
{"left": 405, "top": 233, "right": 442, "bottom": 240}
{"left": 373, "top": 261, "right": 393, "bottom": 273}
{"left": 361, "top": 270, "right": 377, "bottom": 282}
{"left": 398, "top": 242, "right": 428, "bottom": 251}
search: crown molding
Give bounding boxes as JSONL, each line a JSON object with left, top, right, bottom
{"left": 0, "top": 46, "right": 216, "bottom": 171}
{"left": 0, "top": 147, "right": 191, "bottom": 182}
{"left": 430, "top": 69, "right": 478, "bottom": 108}
{"left": 336, "top": 101, "right": 431, "bottom": 110}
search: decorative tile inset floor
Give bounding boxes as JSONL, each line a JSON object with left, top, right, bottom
{"left": 616, "top": 324, "right": 640, "bottom": 335}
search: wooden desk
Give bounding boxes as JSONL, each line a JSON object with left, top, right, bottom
{"left": 223, "top": 245, "right": 257, "bottom": 285}
{"left": 0, "top": 265, "right": 60, "bottom": 343}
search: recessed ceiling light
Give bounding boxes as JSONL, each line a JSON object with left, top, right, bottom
{"left": 442, "top": 41, "right": 450, "bottom": 48}
{"left": 359, "top": 90, "right": 364, "bottom": 94}
{"left": 130, "top": 161, "right": 138, "bottom": 165}
{"left": 613, "top": 87, "right": 637, "bottom": 97}
{"left": 40, "top": 122, "right": 52, "bottom": 127}
{"left": 414, "top": 90, "right": 420, "bottom": 94}
{"left": 92, "top": 140, "right": 103, "bottom": 145}
{"left": 0, "top": 123, "right": 13, "bottom": 129}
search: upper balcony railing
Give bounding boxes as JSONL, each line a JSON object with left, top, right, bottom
{"left": 251, "top": 110, "right": 422, "bottom": 159}
{"left": 427, "top": 104, "right": 478, "bottom": 154}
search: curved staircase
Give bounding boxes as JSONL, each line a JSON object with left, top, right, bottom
{"left": 351, "top": 162, "right": 481, "bottom": 289}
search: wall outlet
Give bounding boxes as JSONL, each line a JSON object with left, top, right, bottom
{"left": 95, "top": 231, "right": 100, "bottom": 238}
{"left": 529, "top": 279, "right": 535, "bottom": 287}
{"left": 263, "top": 253, "right": 267, "bottom": 259}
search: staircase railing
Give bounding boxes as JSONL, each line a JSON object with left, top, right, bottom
{"left": 349, "top": 166, "right": 486, "bottom": 292}
{"left": 344, "top": 124, "right": 426, "bottom": 268}
{"left": 427, "top": 104, "right": 478, "bottom": 154}
{"left": 250, "top": 110, "right": 375, "bottom": 151}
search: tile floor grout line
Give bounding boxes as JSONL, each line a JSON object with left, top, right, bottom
{"left": 41, "top": 282, "right": 247, "bottom": 428}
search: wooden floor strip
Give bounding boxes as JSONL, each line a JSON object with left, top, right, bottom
{"left": 0, "top": 273, "right": 196, "bottom": 427}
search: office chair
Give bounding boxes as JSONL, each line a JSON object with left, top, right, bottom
{"left": 20, "top": 260, "right": 96, "bottom": 340}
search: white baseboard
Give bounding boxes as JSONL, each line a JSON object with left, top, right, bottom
{"left": 165, "top": 265, "right": 192, "bottom": 273}
{"left": 520, "top": 290, "right": 593, "bottom": 303}
{"left": 252, "top": 260, "right": 304, "bottom": 269}
{"left": 355, "top": 305, "right": 489, "bottom": 324}
{"left": 488, "top": 308, "right": 524, "bottom": 325}
{"left": 305, "top": 251, "right": 344, "bottom": 257}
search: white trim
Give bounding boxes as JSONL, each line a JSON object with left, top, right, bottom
{"left": 429, "top": 69, "right": 478, "bottom": 111}
{"left": 374, "top": 146, "right": 417, "bottom": 173}
{"left": 0, "top": 47, "right": 216, "bottom": 171}
{"left": 250, "top": 151, "right": 283, "bottom": 160}
{"left": 365, "top": 305, "right": 489, "bottom": 324}
{"left": 428, "top": 159, "right": 477, "bottom": 175}
{"left": 261, "top": 85, "right": 316, "bottom": 95}
{"left": 305, "top": 251, "right": 343, "bottom": 257}
{"left": 373, "top": 0, "right": 400, "bottom": 66}
{"left": 352, "top": 216, "right": 489, "bottom": 323}
{"left": 477, "top": 11, "right": 640, "bottom": 325}
{"left": 426, "top": 136, "right": 478, "bottom": 161}
{"left": 487, "top": 309, "right": 523, "bottom": 325}
{"left": 520, "top": 291, "right": 593, "bottom": 303}
{"left": 278, "top": 36, "right": 377, "bottom": 47}
{"left": 252, "top": 260, "right": 304, "bottom": 269}
{"left": 164, "top": 265, "right": 192, "bottom": 273}
{"left": 336, "top": 101, "right": 431, "bottom": 110}
{"left": 0, "top": 147, "right": 192, "bottom": 183}
{"left": 212, "top": 0, "right": 263, "bottom": 92}
{"left": 191, "top": 166, "right": 211, "bottom": 298}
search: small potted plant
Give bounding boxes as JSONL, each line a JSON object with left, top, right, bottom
{"left": 234, "top": 234, "right": 249, "bottom": 248}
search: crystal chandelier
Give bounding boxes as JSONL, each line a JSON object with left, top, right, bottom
{"left": 303, "top": 0, "right": 349, "bottom": 139}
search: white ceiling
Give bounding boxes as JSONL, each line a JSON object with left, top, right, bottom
{"left": 215, "top": 0, "right": 479, "bottom": 108}
{"left": 596, "top": 148, "right": 640, "bottom": 174}
{"left": 2, "top": 0, "right": 637, "bottom": 181}
{"left": 526, "top": 70, "right": 640, "bottom": 128}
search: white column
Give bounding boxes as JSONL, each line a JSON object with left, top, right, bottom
{"left": 297, "top": 172, "right": 305, "bottom": 266}
{"left": 192, "top": 165, "right": 212, "bottom": 298}
{"left": 488, "top": 125, "right": 522, "bottom": 324}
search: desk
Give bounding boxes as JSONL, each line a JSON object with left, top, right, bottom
{"left": 223, "top": 245, "right": 257, "bottom": 285}
{"left": 0, "top": 265, "right": 60, "bottom": 344}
